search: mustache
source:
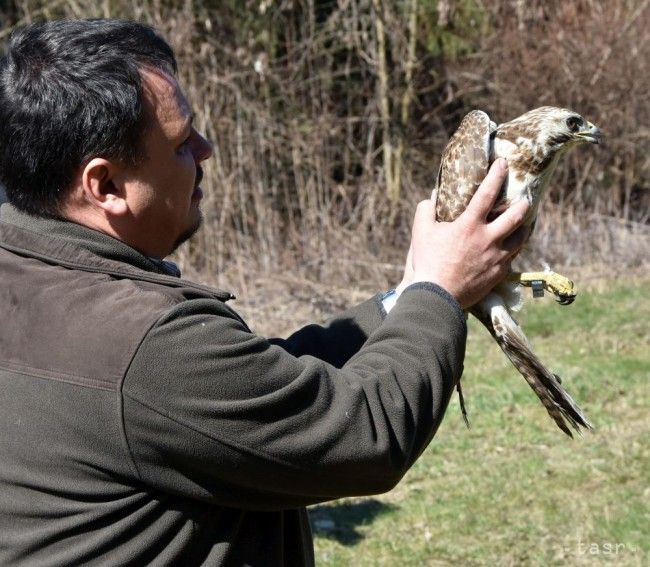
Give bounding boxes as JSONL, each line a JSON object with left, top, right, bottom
{"left": 195, "top": 166, "right": 204, "bottom": 187}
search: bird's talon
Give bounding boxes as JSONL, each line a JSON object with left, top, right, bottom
{"left": 510, "top": 271, "right": 577, "bottom": 305}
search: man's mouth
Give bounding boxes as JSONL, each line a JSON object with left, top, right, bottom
{"left": 192, "top": 167, "right": 204, "bottom": 200}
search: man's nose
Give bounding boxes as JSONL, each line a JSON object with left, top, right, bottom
{"left": 192, "top": 129, "right": 214, "bottom": 162}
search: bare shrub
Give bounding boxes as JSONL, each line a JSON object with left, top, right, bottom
{"left": 1, "top": 0, "right": 647, "bottom": 298}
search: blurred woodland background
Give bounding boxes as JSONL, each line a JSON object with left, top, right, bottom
{"left": 1, "top": 0, "right": 648, "bottom": 302}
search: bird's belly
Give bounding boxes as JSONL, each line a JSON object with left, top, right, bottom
{"left": 486, "top": 168, "right": 538, "bottom": 225}
{"left": 492, "top": 138, "right": 546, "bottom": 225}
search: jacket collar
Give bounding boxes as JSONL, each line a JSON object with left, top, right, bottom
{"left": 0, "top": 203, "right": 234, "bottom": 301}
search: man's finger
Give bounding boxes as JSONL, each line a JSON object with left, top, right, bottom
{"left": 489, "top": 199, "right": 529, "bottom": 239}
{"left": 414, "top": 198, "right": 436, "bottom": 222}
{"left": 501, "top": 224, "right": 530, "bottom": 256}
{"left": 464, "top": 158, "right": 508, "bottom": 221}
{"left": 430, "top": 187, "right": 438, "bottom": 219}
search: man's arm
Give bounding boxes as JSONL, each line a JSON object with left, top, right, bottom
{"left": 120, "top": 159, "right": 527, "bottom": 509}
{"left": 121, "top": 283, "right": 466, "bottom": 510}
{"left": 268, "top": 294, "right": 385, "bottom": 367}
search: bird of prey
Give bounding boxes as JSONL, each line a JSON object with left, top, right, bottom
{"left": 435, "top": 106, "right": 602, "bottom": 437}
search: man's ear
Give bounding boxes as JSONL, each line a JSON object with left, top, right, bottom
{"left": 81, "top": 158, "right": 129, "bottom": 217}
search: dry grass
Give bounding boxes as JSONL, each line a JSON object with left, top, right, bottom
{"left": 2, "top": 0, "right": 647, "bottom": 283}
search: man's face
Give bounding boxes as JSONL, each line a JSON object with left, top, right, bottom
{"left": 122, "top": 69, "right": 213, "bottom": 259}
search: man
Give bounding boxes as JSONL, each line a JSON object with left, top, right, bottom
{"left": 0, "top": 19, "right": 528, "bottom": 565}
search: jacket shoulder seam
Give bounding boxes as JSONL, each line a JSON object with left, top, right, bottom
{"left": 0, "top": 358, "right": 119, "bottom": 391}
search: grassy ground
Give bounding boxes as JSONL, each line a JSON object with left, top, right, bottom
{"left": 310, "top": 278, "right": 649, "bottom": 566}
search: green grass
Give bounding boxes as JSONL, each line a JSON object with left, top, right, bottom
{"left": 312, "top": 279, "right": 649, "bottom": 566}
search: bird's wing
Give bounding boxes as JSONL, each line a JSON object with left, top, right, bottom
{"left": 434, "top": 110, "right": 493, "bottom": 428}
{"left": 435, "top": 110, "right": 493, "bottom": 222}
{"left": 470, "top": 295, "right": 593, "bottom": 436}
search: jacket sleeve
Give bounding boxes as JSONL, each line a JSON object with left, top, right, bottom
{"left": 268, "top": 294, "right": 386, "bottom": 367}
{"left": 121, "top": 283, "right": 466, "bottom": 511}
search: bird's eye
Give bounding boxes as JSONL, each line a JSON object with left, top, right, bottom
{"left": 566, "top": 116, "right": 583, "bottom": 132}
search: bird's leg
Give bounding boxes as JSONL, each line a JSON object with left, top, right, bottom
{"left": 508, "top": 271, "right": 576, "bottom": 305}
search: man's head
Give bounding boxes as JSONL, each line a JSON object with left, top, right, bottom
{"left": 0, "top": 19, "right": 213, "bottom": 257}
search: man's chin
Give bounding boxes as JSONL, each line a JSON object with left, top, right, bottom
{"left": 172, "top": 210, "right": 203, "bottom": 253}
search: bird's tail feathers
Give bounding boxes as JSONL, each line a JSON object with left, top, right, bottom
{"left": 471, "top": 295, "right": 592, "bottom": 437}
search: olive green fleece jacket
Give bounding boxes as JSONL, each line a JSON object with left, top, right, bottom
{"left": 0, "top": 203, "right": 467, "bottom": 566}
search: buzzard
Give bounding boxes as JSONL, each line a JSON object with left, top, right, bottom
{"left": 435, "top": 106, "right": 602, "bottom": 437}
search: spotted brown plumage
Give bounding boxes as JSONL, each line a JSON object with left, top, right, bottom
{"left": 435, "top": 106, "right": 601, "bottom": 436}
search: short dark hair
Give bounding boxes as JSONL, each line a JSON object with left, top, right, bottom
{"left": 0, "top": 19, "right": 177, "bottom": 217}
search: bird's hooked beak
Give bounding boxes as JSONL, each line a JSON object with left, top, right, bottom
{"left": 576, "top": 121, "right": 603, "bottom": 145}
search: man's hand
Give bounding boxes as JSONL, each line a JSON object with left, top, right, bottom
{"left": 397, "top": 158, "right": 529, "bottom": 310}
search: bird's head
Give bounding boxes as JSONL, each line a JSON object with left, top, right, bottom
{"left": 504, "top": 106, "right": 603, "bottom": 154}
